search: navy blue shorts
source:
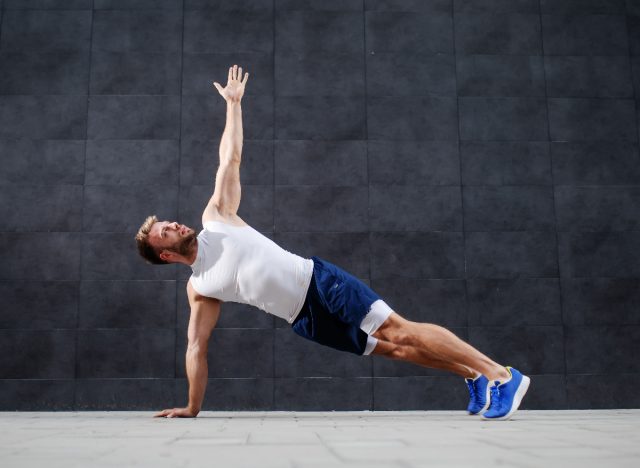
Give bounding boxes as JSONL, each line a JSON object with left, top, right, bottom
{"left": 291, "top": 255, "right": 391, "bottom": 355}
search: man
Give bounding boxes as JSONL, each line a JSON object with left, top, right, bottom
{"left": 136, "top": 65, "right": 530, "bottom": 420}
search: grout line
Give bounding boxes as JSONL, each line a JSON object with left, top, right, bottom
{"left": 174, "top": 0, "right": 186, "bottom": 405}
{"left": 538, "top": 0, "right": 569, "bottom": 409}
{"left": 451, "top": 0, "right": 470, "bottom": 337}
{"left": 1, "top": 93, "right": 638, "bottom": 100}
{"left": 362, "top": 0, "right": 374, "bottom": 411}
{"left": 272, "top": 0, "right": 276, "bottom": 411}
{"left": 0, "top": 134, "right": 631, "bottom": 140}
{"left": 74, "top": 0, "right": 96, "bottom": 411}
{"left": 5, "top": 182, "right": 640, "bottom": 188}
{"left": 4, "top": 275, "right": 640, "bottom": 283}
{"left": 6, "top": 325, "right": 639, "bottom": 332}
{"left": 4, "top": 182, "right": 640, "bottom": 188}
{"left": 7, "top": 228, "right": 640, "bottom": 234}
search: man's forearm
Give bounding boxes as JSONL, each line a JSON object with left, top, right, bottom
{"left": 185, "top": 348, "right": 208, "bottom": 415}
{"left": 219, "top": 101, "right": 243, "bottom": 164}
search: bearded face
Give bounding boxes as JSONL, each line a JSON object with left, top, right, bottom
{"left": 171, "top": 229, "right": 197, "bottom": 256}
{"left": 150, "top": 221, "right": 198, "bottom": 262}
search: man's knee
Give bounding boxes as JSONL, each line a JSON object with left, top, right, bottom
{"left": 371, "top": 312, "right": 414, "bottom": 345}
{"left": 372, "top": 339, "right": 407, "bottom": 360}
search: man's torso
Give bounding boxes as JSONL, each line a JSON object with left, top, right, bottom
{"left": 188, "top": 215, "right": 314, "bottom": 323}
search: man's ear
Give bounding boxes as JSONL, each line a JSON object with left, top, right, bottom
{"left": 159, "top": 250, "right": 172, "bottom": 262}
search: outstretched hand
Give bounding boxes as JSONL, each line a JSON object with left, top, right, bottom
{"left": 213, "top": 64, "right": 249, "bottom": 103}
{"left": 154, "top": 407, "right": 197, "bottom": 418}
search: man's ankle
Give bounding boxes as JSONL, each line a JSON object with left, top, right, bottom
{"left": 486, "top": 367, "right": 511, "bottom": 382}
{"left": 462, "top": 366, "right": 480, "bottom": 380}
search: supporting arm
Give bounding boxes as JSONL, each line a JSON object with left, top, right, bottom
{"left": 154, "top": 281, "right": 220, "bottom": 418}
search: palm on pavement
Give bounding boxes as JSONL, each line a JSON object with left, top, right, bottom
{"left": 213, "top": 64, "right": 249, "bottom": 102}
{"left": 154, "top": 407, "right": 196, "bottom": 418}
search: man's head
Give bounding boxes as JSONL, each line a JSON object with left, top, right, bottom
{"left": 135, "top": 215, "right": 197, "bottom": 265}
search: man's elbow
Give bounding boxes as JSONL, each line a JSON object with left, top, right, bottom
{"left": 186, "top": 340, "right": 208, "bottom": 358}
{"left": 220, "top": 152, "right": 241, "bottom": 166}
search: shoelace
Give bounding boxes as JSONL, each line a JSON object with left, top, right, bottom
{"left": 487, "top": 384, "right": 501, "bottom": 412}
{"left": 466, "top": 379, "right": 476, "bottom": 396}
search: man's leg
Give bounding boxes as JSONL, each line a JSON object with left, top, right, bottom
{"left": 371, "top": 312, "right": 510, "bottom": 382}
{"left": 372, "top": 338, "right": 478, "bottom": 378}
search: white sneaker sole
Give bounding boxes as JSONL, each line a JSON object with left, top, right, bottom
{"left": 481, "top": 375, "right": 530, "bottom": 421}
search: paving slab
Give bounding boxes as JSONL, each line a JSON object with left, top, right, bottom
{"left": 0, "top": 410, "right": 638, "bottom": 467}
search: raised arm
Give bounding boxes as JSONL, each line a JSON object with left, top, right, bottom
{"left": 203, "top": 64, "right": 249, "bottom": 223}
{"left": 154, "top": 281, "right": 220, "bottom": 418}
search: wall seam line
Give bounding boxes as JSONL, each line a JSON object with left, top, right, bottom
{"left": 272, "top": 0, "right": 277, "bottom": 411}
{"left": 362, "top": 0, "right": 375, "bottom": 411}
{"left": 451, "top": 0, "right": 471, "bottom": 357}
{"left": 174, "top": 0, "right": 186, "bottom": 408}
{"left": 74, "top": 0, "right": 96, "bottom": 411}
{"left": 538, "top": 0, "right": 569, "bottom": 409}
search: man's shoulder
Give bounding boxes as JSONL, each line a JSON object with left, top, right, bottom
{"left": 186, "top": 278, "right": 221, "bottom": 304}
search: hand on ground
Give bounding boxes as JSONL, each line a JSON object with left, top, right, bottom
{"left": 154, "top": 407, "right": 197, "bottom": 418}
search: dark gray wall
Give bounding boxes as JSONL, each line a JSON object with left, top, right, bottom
{"left": 1, "top": 0, "right": 639, "bottom": 411}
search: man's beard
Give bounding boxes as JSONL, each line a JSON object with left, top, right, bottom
{"left": 172, "top": 231, "right": 197, "bottom": 257}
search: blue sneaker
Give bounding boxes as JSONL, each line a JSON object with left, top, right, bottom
{"left": 481, "top": 366, "right": 530, "bottom": 420}
{"left": 465, "top": 374, "right": 490, "bottom": 415}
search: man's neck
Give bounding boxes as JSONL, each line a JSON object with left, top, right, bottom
{"left": 172, "top": 239, "right": 198, "bottom": 266}
{"left": 185, "top": 239, "right": 199, "bottom": 266}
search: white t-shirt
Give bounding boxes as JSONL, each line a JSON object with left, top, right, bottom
{"left": 189, "top": 221, "right": 314, "bottom": 323}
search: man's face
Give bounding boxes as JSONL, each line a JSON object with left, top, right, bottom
{"left": 149, "top": 221, "right": 197, "bottom": 259}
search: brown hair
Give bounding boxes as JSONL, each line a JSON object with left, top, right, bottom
{"left": 135, "top": 215, "right": 168, "bottom": 265}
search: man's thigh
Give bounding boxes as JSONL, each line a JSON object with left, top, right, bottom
{"left": 311, "top": 255, "right": 382, "bottom": 327}
{"left": 292, "top": 304, "right": 369, "bottom": 355}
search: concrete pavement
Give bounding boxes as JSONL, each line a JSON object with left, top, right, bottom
{"left": 0, "top": 410, "right": 638, "bottom": 467}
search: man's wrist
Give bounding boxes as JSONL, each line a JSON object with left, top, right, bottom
{"left": 186, "top": 404, "right": 200, "bottom": 416}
